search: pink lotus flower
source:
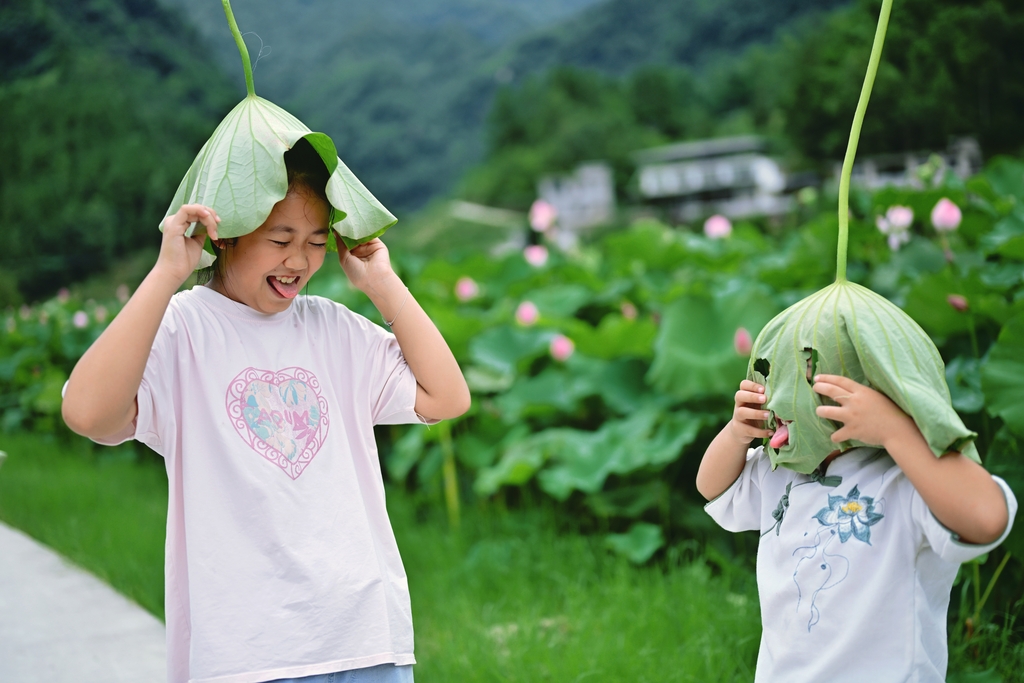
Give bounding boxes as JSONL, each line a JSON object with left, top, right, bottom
{"left": 549, "top": 334, "right": 575, "bottom": 361}
{"left": 947, "top": 294, "right": 969, "bottom": 312}
{"left": 620, "top": 302, "right": 637, "bottom": 320}
{"left": 886, "top": 206, "right": 914, "bottom": 230}
{"left": 529, "top": 199, "right": 557, "bottom": 232}
{"left": 524, "top": 244, "right": 549, "bottom": 267}
{"left": 877, "top": 207, "right": 913, "bottom": 251}
{"left": 57, "top": 288, "right": 70, "bottom": 304}
{"left": 734, "top": 327, "right": 753, "bottom": 356}
{"left": 116, "top": 284, "right": 130, "bottom": 303}
{"left": 72, "top": 311, "right": 89, "bottom": 329}
{"left": 703, "top": 214, "right": 732, "bottom": 239}
{"left": 94, "top": 306, "right": 109, "bottom": 323}
{"left": 515, "top": 301, "right": 539, "bottom": 326}
{"left": 931, "top": 198, "right": 962, "bottom": 233}
{"left": 454, "top": 277, "right": 479, "bottom": 302}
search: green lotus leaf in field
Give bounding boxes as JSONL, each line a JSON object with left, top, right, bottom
{"left": 981, "top": 313, "right": 1024, "bottom": 436}
{"left": 747, "top": 0, "right": 976, "bottom": 473}
{"left": 604, "top": 522, "right": 664, "bottom": 565}
{"left": 162, "top": 0, "right": 395, "bottom": 252}
{"left": 748, "top": 280, "right": 978, "bottom": 473}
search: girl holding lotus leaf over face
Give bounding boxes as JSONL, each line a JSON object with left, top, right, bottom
{"left": 696, "top": 1, "right": 1016, "bottom": 681}
{"left": 60, "top": 2, "right": 469, "bottom": 682}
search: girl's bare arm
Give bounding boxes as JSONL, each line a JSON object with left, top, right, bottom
{"left": 814, "top": 374, "right": 1009, "bottom": 545}
{"left": 697, "top": 380, "right": 774, "bottom": 500}
{"left": 339, "top": 238, "right": 471, "bottom": 421}
{"left": 62, "top": 205, "right": 219, "bottom": 438}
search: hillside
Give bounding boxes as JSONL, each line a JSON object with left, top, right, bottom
{"left": 0, "top": 0, "right": 235, "bottom": 304}
{"left": 155, "top": 0, "right": 842, "bottom": 212}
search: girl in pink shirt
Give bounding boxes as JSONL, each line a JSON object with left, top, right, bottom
{"left": 62, "top": 141, "right": 470, "bottom": 683}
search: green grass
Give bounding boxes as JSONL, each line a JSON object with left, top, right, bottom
{"left": 2, "top": 432, "right": 1020, "bottom": 681}
{"left": 0, "top": 433, "right": 168, "bottom": 618}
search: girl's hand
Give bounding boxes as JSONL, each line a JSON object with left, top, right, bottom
{"left": 727, "top": 380, "right": 774, "bottom": 445}
{"left": 813, "top": 374, "right": 915, "bottom": 448}
{"left": 337, "top": 237, "right": 395, "bottom": 295}
{"left": 155, "top": 204, "right": 220, "bottom": 286}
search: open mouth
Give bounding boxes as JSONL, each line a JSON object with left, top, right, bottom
{"left": 770, "top": 415, "right": 791, "bottom": 449}
{"left": 267, "top": 274, "right": 301, "bottom": 299}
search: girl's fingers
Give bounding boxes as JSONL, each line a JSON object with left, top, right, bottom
{"left": 736, "top": 407, "right": 770, "bottom": 422}
{"left": 812, "top": 379, "right": 853, "bottom": 400}
{"left": 739, "top": 380, "right": 764, "bottom": 393}
{"left": 813, "top": 374, "right": 858, "bottom": 392}
{"left": 735, "top": 390, "right": 766, "bottom": 407}
{"left": 815, "top": 405, "right": 844, "bottom": 421}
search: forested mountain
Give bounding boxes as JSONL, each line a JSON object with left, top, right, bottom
{"left": 156, "top": 0, "right": 840, "bottom": 212}
{"left": 0, "top": 0, "right": 235, "bottom": 304}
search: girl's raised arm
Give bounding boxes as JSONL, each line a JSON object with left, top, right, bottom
{"left": 62, "top": 205, "right": 219, "bottom": 439}
{"left": 813, "top": 374, "right": 1009, "bottom": 545}
{"left": 338, "top": 238, "right": 470, "bottom": 422}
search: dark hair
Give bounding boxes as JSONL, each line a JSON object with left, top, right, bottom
{"left": 197, "top": 138, "right": 332, "bottom": 285}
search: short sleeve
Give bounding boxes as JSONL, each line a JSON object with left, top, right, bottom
{"left": 367, "top": 330, "right": 437, "bottom": 426}
{"left": 89, "top": 311, "right": 179, "bottom": 456}
{"left": 704, "top": 445, "right": 768, "bottom": 533}
{"left": 914, "top": 475, "right": 1018, "bottom": 564}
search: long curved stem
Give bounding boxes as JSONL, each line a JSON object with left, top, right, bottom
{"left": 836, "top": 0, "right": 893, "bottom": 282}
{"left": 222, "top": 0, "right": 255, "bottom": 97}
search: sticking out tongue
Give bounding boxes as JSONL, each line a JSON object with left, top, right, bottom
{"left": 770, "top": 422, "right": 790, "bottom": 449}
{"left": 268, "top": 276, "right": 301, "bottom": 299}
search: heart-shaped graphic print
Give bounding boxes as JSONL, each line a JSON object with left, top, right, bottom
{"left": 226, "top": 367, "right": 329, "bottom": 479}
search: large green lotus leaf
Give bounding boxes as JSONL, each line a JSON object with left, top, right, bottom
{"left": 981, "top": 314, "right": 1024, "bottom": 436}
{"left": 647, "top": 281, "right": 779, "bottom": 401}
{"left": 750, "top": 280, "right": 978, "bottom": 474}
{"left": 162, "top": 96, "right": 396, "bottom": 248}
{"left": 604, "top": 522, "right": 664, "bottom": 565}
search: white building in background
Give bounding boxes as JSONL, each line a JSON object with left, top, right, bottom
{"left": 840, "top": 138, "right": 982, "bottom": 189}
{"left": 633, "top": 135, "right": 793, "bottom": 223}
{"left": 536, "top": 162, "right": 616, "bottom": 249}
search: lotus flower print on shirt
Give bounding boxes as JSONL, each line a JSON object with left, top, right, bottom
{"left": 226, "top": 367, "right": 329, "bottom": 479}
{"left": 813, "top": 485, "right": 884, "bottom": 544}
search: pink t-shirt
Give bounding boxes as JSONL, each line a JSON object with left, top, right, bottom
{"left": 100, "top": 286, "right": 428, "bottom": 683}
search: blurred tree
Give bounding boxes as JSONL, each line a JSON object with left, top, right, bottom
{"left": 782, "top": 0, "right": 1024, "bottom": 160}
{"left": 0, "top": 0, "right": 233, "bottom": 305}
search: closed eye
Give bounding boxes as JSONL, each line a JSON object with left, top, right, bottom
{"left": 271, "top": 240, "right": 290, "bottom": 247}
{"left": 311, "top": 242, "right": 327, "bottom": 249}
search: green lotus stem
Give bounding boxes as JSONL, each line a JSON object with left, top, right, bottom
{"left": 438, "top": 421, "right": 461, "bottom": 530}
{"left": 973, "top": 552, "right": 1012, "bottom": 626}
{"left": 222, "top": 0, "right": 255, "bottom": 97}
{"left": 836, "top": 0, "right": 893, "bottom": 282}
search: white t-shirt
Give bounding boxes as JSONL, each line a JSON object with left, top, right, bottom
{"left": 99, "top": 286, "right": 430, "bottom": 683}
{"left": 705, "top": 446, "right": 1017, "bottom": 683}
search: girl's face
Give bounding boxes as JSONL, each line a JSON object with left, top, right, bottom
{"left": 212, "top": 188, "right": 330, "bottom": 314}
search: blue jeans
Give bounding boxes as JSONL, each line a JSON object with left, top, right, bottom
{"left": 267, "top": 664, "right": 414, "bottom": 683}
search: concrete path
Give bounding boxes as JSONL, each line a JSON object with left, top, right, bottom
{"left": 0, "top": 521, "right": 166, "bottom": 682}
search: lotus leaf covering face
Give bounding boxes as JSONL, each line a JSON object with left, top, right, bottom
{"left": 747, "top": 280, "right": 979, "bottom": 474}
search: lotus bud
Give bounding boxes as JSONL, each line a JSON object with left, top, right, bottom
{"left": 946, "top": 294, "right": 968, "bottom": 312}
{"left": 72, "top": 311, "right": 89, "bottom": 329}
{"left": 703, "top": 214, "right": 732, "bottom": 239}
{"left": 523, "top": 245, "right": 549, "bottom": 267}
{"left": 19, "top": 306, "right": 31, "bottom": 321}
{"left": 94, "top": 306, "right": 109, "bottom": 323}
{"left": 549, "top": 334, "right": 575, "bottom": 361}
{"left": 529, "top": 199, "right": 557, "bottom": 232}
{"left": 454, "top": 277, "right": 479, "bottom": 302}
{"left": 515, "top": 301, "right": 539, "bottom": 326}
{"left": 5, "top": 317, "right": 15, "bottom": 334}
{"left": 57, "top": 288, "right": 70, "bottom": 304}
{"left": 734, "top": 327, "right": 753, "bottom": 356}
{"left": 116, "top": 284, "right": 130, "bottom": 303}
{"left": 620, "top": 302, "right": 638, "bottom": 320}
{"left": 931, "top": 198, "right": 962, "bottom": 233}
